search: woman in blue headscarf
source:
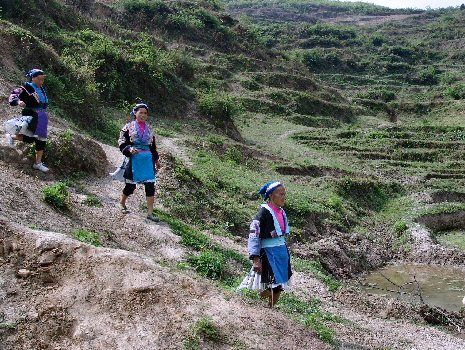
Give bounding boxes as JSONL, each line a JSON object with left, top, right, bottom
{"left": 4, "top": 68, "right": 50, "bottom": 172}
{"left": 239, "top": 181, "right": 292, "bottom": 307}
{"left": 118, "top": 103, "right": 161, "bottom": 222}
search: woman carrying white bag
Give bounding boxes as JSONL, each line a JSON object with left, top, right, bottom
{"left": 117, "top": 103, "right": 161, "bottom": 222}
{"left": 4, "top": 68, "right": 50, "bottom": 172}
{"left": 238, "top": 181, "right": 293, "bottom": 307}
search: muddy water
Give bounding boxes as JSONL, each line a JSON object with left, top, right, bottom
{"left": 358, "top": 264, "right": 465, "bottom": 312}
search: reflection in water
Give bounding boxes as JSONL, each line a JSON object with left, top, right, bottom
{"left": 358, "top": 264, "right": 465, "bottom": 312}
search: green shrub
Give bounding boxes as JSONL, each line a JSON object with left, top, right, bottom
{"left": 194, "top": 317, "right": 220, "bottom": 341}
{"left": 394, "top": 220, "right": 408, "bottom": 234}
{"left": 184, "top": 316, "right": 221, "bottom": 349}
{"left": 359, "top": 89, "right": 396, "bottom": 102}
{"left": 83, "top": 194, "right": 102, "bottom": 207}
{"left": 206, "top": 135, "right": 225, "bottom": 146}
{"left": 224, "top": 146, "right": 242, "bottom": 163}
{"left": 383, "top": 61, "right": 412, "bottom": 73}
{"left": 446, "top": 84, "right": 465, "bottom": 100}
{"left": 415, "top": 66, "right": 440, "bottom": 85}
{"left": 371, "top": 34, "right": 387, "bottom": 46}
{"left": 301, "top": 49, "right": 340, "bottom": 71}
{"left": 168, "top": 10, "right": 204, "bottom": 30}
{"left": 121, "top": 0, "right": 171, "bottom": 25}
{"left": 73, "top": 229, "right": 102, "bottom": 247}
{"left": 198, "top": 92, "right": 239, "bottom": 122}
{"left": 188, "top": 250, "right": 225, "bottom": 280}
{"left": 336, "top": 177, "right": 402, "bottom": 211}
{"left": 389, "top": 45, "right": 417, "bottom": 61}
{"left": 394, "top": 230, "right": 412, "bottom": 253}
{"left": 43, "top": 182, "right": 70, "bottom": 211}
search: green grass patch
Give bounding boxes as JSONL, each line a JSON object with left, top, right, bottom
{"left": 42, "top": 182, "right": 70, "bottom": 211}
{"left": 436, "top": 230, "right": 465, "bottom": 251}
{"left": 393, "top": 220, "right": 408, "bottom": 234}
{"left": 0, "top": 322, "right": 17, "bottom": 330}
{"left": 277, "top": 294, "right": 342, "bottom": 343}
{"left": 336, "top": 177, "right": 403, "bottom": 212}
{"left": 394, "top": 230, "right": 412, "bottom": 253}
{"left": 73, "top": 229, "right": 102, "bottom": 247}
{"left": 83, "top": 194, "right": 102, "bottom": 207}
{"left": 198, "top": 92, "right": 240, "bottom": 123}
{"left": 188, "top": 250, "right": 226, "bottom": 279}
{"left": 154, "top": 209, "right": 249, "bottom": 283}
{"left": 184, "top": 316, "right": 221, "bottom": 350}
{"left": 293, "top": 257, "right": 341, "bottom": 292}
{"left": 417, "top": 202, "right": 465, "bottom": 217}
{"left": 154, "top": 209, "right": 212, "bottom": 250}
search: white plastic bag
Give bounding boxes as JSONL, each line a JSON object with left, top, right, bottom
{"left": 109, "top": 157, "right": 128, "bottom": 182}
{"left": 238, "top": 267, "right": 262, "bottom": 291}
{"left": 3, "top": 115, "right": 32, "bottom": 136}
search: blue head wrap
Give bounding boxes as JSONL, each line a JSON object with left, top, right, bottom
{"left": 130, "top": 103, "right": 149, "bottom": 118}
{"left": 258, "top": 181, "right": 283, "bottom": 200}
{"left": 25, "top": 69, "right": 45, "bottom": 81}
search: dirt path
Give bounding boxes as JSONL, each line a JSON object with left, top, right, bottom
{"left": 1, "top": 126, "right": 465, "bottom": 349}
{"left": 0, "top": 222, "right": 331, "bottom": 350}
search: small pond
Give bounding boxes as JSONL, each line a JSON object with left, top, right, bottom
{"left": 357, "top": 264, "right": 465, "bottom": 312}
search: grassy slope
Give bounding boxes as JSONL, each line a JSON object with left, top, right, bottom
{"left": 223, "top": 0, "right": 465, "bottom": 252}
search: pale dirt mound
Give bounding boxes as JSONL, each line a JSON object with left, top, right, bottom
{"left": 44, "top": 129, "right": 110, "bottom": 176}
{"left": 0, "top": 220, "right": 330, "bottom": 350}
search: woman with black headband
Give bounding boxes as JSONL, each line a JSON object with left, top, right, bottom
{"left": 118, "top": 103, "right": 161, "bottom": 222}
{"left": 4, "top": 68, "right": 50, "bottom": 172}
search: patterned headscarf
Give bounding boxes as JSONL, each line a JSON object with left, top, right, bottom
{"left": 25, "top": 68, "right": 45, "bottom": 81}
{"left": 130, "top": 103, "right": 149, "bottom": 118}
{"left": 258, "top": 181, "right": 283, "bottom": 200}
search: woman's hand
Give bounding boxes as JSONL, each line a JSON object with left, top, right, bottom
{"left": 253, "top": 257, "right": 262, "bottom": 274}
{"left": 18, "top": 100, "right": 26, "bottom": 108}
{"left": 130, "top": 147, "right": 139, "bottom": 155}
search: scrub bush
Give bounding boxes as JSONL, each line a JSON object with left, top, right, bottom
{"left": 198, "top": 92, "right": 239, "bottom": 122}
{"left": 188, "top": 250, "right": 226, "bottom": 280}
{"left": 73, "top": 229, "right": 102, "bottom": 247}
{"left": 447, "top": 84, "right": 465, "bottom": 100}
{"left": 43, "top": 182, "right": 70, "bottom": 211}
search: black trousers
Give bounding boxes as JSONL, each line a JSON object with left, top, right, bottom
{"left": 123, "top": 182, "right": 155, "bottom": 197}
{"left": 22, "top": 135, "right": 46, "bottom": 151}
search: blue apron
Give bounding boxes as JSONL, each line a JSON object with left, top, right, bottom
{"left": 131, "top": 152, "right": 155, "bottom": 182}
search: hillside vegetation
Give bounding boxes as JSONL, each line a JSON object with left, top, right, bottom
{"left": 2, "top": 0, "right": 465, "bottom": 348}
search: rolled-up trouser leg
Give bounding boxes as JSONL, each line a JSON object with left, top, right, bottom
{"left": 123, "top": 183, "right": 136, "bottom": 196}
{"left": 35, "top": 139, "right": 46, "bottom": 152}
{"left": 144, "top": 182, "right": 155, "bottom": 197}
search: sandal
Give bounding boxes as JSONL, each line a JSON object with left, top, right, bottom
{"left": 146, "top": 214, "right": 160, "bottom": 222}
{"left": 120, "top": 204, "right": 129, "bottom": 214}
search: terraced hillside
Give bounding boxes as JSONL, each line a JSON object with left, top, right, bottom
{"left": 293, "top": 125, "right": 465, "bottom": 181}
{"left": 2, "top": 0, "right": 465, "bottom": 348}
{"left": 226, "top": 0, "right": 465, "bottom": 124}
